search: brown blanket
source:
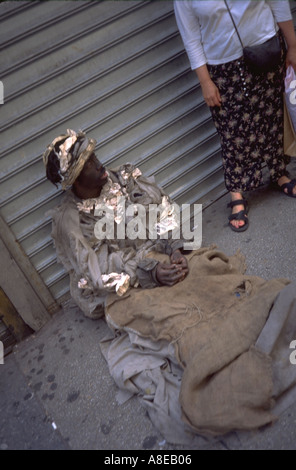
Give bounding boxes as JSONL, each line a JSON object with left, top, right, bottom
{"left": 105, "top": 247, "right": 290, "bottom": 436}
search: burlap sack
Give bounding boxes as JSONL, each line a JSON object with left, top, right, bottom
{"left": 105, "top": 247, "right": 289, "bottom": 435}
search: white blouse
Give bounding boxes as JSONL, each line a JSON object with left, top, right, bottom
{"left": 174, "top": 0, "right": 292, "bottom": 69}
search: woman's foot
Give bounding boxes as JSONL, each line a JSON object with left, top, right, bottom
{"left": 277, "top": 176, "right": 296, "bottom": 197}
{"left": 228, "top": 192, "right": 249, "bottom": 232}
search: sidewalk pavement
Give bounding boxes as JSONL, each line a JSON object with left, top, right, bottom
{"left": 1, "top": 160, "right": 296, "bottom": 451}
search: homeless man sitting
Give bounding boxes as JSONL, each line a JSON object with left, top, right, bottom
{"left": 43, "top": 128, "right": 296, "bottom": 443}
{"left": 43, "top": 128, "right": 191, "bottom": 316}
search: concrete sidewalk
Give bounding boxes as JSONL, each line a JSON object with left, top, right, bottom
{"left": 1, "top": 160, "right": 296, "bottom": 451}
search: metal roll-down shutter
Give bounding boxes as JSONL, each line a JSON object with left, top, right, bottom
{"left": 3, "top": 1, "right": 292, "bottom": 307}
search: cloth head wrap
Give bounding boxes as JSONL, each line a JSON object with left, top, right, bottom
{"left": 43, "top": 129, "right": 97, "bottom": 190}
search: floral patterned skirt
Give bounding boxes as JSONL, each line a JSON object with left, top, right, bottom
{"left": 208, "top": 32, "right": 290, "bottom": 193}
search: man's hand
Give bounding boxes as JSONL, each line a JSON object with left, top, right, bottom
{"left": 156, "top": 262, "right": 185, "bottom": 286}
{"left": 155, "top": 250, "right": 189, "bottom": 286}
{"left": 170, "top": 249, "right": 189, "bottom": 274}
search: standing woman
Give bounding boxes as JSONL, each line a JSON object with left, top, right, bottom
{"left": 174, "top": 0, "right": 296, "bottom": 232}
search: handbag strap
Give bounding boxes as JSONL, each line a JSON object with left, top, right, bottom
{"left": 224, "top": 0, "right": 244, "bottom": 48}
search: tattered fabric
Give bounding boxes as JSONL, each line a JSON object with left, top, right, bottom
{"left": 104, "top": 247, "right": 296, "bottom": 437}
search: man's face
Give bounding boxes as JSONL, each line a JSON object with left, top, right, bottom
{"left": 76, "top": 153, "right": 108, "bottom": 189}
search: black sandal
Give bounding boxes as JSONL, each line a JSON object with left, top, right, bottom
{"left": 227, "top": 199, "right": 249, "bottom": 233}
{"left": 278, "top": 178, "right": 296, "bottom": 198}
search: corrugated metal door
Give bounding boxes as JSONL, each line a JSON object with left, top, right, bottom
{"left": 1, "top": 1, "right": 293, "bottom": 308}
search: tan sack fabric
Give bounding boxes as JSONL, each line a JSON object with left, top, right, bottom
{"left": 106, "top": 247, "right": 289, "bottom": 436}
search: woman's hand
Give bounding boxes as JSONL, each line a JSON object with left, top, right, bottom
{"left": 278, "top": 20, "right": 296, "bottom": 71}
{"left": 286, "top": 44, "right": 296, "bottom": 71}
{"left": 195, "top": 64, "right": 222, "bottom": 108}
{"left": 200, "top": 79, "right": 222, "bottom": 107}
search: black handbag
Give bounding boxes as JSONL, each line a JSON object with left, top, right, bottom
{"left": 224, "top": 0, "right": 282, "bottom": 74}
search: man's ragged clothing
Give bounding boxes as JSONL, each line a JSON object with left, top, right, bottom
{"left": 49, "top": 164, "right": 185, "bottom": 319}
